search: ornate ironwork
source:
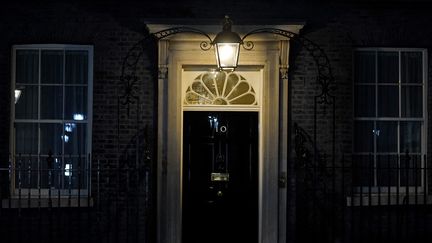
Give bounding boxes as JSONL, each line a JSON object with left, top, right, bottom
{"left": 118, "top": 24, "right": 337, "bottom": 243}
{"left": 120, "top": 26, "right": 335, "bottom": 107}
{"left": 294, "top": 122, "right": 313, "bottom": 167}
{"left": 120, "top": 27, "right": 334, "bottom": 104}
{"left": 241, "top": 28, "right": 335, "bottom": 105}
{"left": 120, "top": 27, "right": 214, "bottom": 108}
{"left": 152, "top": 27, "right": 213, "bottom": 51}
{"left": 242, "top": 41, "right": 254, "bottom": 50}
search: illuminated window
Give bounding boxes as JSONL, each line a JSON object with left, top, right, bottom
{"left": 184, "top": 71, "right": 257, "bottom": 105}
{"left": 12, "top": 44, "right": 93, "bottom": 195}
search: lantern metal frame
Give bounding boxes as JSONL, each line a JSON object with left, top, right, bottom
{"left": 211, "top": 16, "right": 243, "bottom": 70}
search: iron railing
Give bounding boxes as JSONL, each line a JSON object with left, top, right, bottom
{"left": 0, "top": 154, "right": 153, "bottom": 243}
{"left": 1, "top": 151, "right": 430, "bottom": 243}
{"left": 295, "top": 151, "right": 431, "bottom": 243}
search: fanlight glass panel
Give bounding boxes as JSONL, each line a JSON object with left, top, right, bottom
{"left": 184, "top": 71, "right": 257, "bottom": 106}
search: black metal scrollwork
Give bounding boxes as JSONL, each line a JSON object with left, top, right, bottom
{"left": 118, "top": 22, "right": 337, "bottom": 242}
{"left": 241, "top": 28, "right": 335, "bottom": 105}
{"left": 120, "top": 26, "right": 335, "bottom": 107}
{"left": 120, "top": 27, "right": 214, "bottom": 109}
{"left": 242, "top": 41, "right": 254, "bottom": 50}
{"left": 119, "top": 22, "right": 337, "bottom": 172}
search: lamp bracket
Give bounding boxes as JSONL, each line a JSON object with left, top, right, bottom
{"left": 153, "top": 26, "right": 213, "bottom": 51}
{"left": 120, "top": 20, "right": 335, "bottom": 108}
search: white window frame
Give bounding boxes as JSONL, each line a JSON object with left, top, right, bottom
{"left": 353, "top": 47, "right": 428, "bottom": 195}
{"left": 10, "top": 44, "right": 93, "bottom": 198}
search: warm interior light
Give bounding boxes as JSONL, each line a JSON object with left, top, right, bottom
{"left": 14, "top": 89, "right": 22, "bottom": 104}
{"left": 219, "top": 44, "right": 235, "bottom": 62}
{"left": 216, "top": 43, "right": 239, "bottom": 69}
{"left": 213, "top": 16, "right": 242, "bottom": 71}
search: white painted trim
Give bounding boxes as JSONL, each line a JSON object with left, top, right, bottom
{"left": 347, "top": 194, "right": 432, "bottom": 206}
{"left": 13, "top": 44, "right": 93, "bottom": 50}
{"left": 2, "top": 197, "right": 94, "bottom": 208}
{"left": 10, "top": 44, "right": 93, "bottom": 197}
{"left": 353, "top": 48, "right": 428, "bottom": 192}
{"left": 278, "top": 40, "right": 289, "bottom": 243}
{"left": 354, "top": 47, "right": 427, "bottom": 52}
{"left": 183, "top": 106, "right": 260, "bottom": 112}
{"left": 181, "top": 68, "right": 263, "bottom": 241}
{"left": 156, "top": 32, "right": 291, "bottom": 243}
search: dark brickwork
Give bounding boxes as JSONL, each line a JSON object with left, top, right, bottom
{"left": 0, "top": 2, "right": 155, "bottom": 242}
{"left": 288, "top": 3, "right": 432, "bottom": 243}
{"left": 0, "top": 1, "right": 431, "bottom": 243}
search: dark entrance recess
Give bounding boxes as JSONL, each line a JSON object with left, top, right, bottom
{"left": 182, "top": 111, "right": 258, "bottom": 243}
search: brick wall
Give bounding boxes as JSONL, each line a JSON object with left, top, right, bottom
{"left": 0, "top": 2, "right": 156, "bottom": 242}
{"left": 0, "top": 1, "right": 431, "bottom": 242}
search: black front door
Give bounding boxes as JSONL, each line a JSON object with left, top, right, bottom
{"left": 182, "top": 111, "right": 258, "bottom": 243}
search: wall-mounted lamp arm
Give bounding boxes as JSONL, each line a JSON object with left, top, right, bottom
{"left": 152, "top": 27, "right": 214, "bottom": 50}
{"left": 241, "top": 28, "right": 297, "bottom": 43}
{"left": 240, "top": 28, "right": 298, "bottom": 51}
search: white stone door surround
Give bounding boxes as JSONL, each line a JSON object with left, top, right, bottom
{"left": 147, "top": 21, "right": 304, "bottom": 243}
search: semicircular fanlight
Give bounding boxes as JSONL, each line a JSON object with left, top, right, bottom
{"left": 184, "top": 71, "right": 257, "bottom": 106}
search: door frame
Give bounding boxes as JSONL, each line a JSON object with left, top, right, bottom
{"left": 181, "top": 69, "right": 262, "bottom": 242}
{"left": 149, "top": 22, "right": 303, "bottom": 243}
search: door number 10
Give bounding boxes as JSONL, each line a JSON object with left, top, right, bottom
{"left": 216, "top": 125, "right": 227, "bottom": 133}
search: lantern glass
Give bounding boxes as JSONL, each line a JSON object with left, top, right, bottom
{"left": 215, "top": 42, "right": 240, "bottom": 71}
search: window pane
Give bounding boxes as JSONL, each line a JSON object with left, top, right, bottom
{"left": 16, "top": 50, "right": 38, "bottom": 84}
{"left": 66, "top": 51, "right": 88, "bottom": 84}
{"left": 64, "top": 123, "right": 87, "bottom": 155}
{"left": 400, "top": 154, "right": 421, "bottom": 187}
{"left": 15, "top": 85, "right": 38, "bottom": 119}
{"left": 376, "top": 155, "right": 398, "bottom": 186}
{"left": 400, "top": 121, "right": 421, "bottom": 153}
{"left": 402, "top": 52, "right": 422, "bottom": 84}
{"left": 378, "top": 52, "right": 398, "bottom": 83}
{"left": 41, "top": 50, "right": 63, "bottom": 84}
{"left": 354, "top": 121, "right": 374, "bottom": 153}
{"left": 354, "top": 51, "right": 375, "bottom": 83}
{"left": 13, "top": 46, "right": 91, "bottom": 192}
{"left": 41, "top": 86, "right": 63, "bottom": 119}
{"left": 354, "top": 85, "right": 375, "bottom": 117}
{"left": 352, "top": 155, "right": 374, "bottom": 187}
{"left": 63, "top": 156, "right": 88, "bottom": 189}
{"left": 401, "top": 86, "right": 422, "bottom": 117}
{"left": 65, "top": 86, "right": 87, "bottom": 120}
{"left": 40, "top": 123, "right": 63, "bottom": 155}
{"left": 15, "top": 123, "right": 38, "bottom": 154}
{"left": 378, "top": 86, "right": 398, "bottom": 117}
{"left": 376, "top": 121, "right": 397, "bottom": 153}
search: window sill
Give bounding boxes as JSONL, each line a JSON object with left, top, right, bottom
{"left": 2, "top": 197, "right": 93, "bottom": 208}
{"left": 347, "top": 194, "right": 432, "bottom": 207}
